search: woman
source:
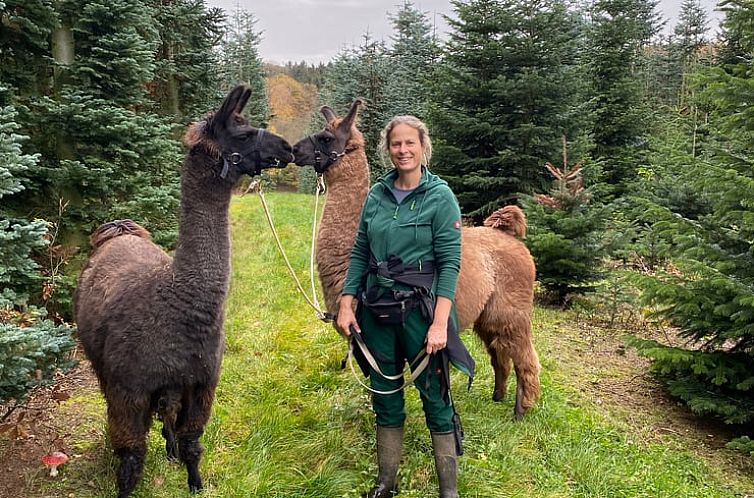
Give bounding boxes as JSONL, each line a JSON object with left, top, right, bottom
{"left": 337, "top": 116, "right": 474, "bottom": 498}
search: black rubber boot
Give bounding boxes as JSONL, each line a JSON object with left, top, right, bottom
{"left": 364, "top": 425, "right": 403, "bottom": 498}
{"left": 431, "top": 431, "right": 459, "bottom": 498}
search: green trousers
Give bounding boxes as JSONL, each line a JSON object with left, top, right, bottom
{"left": 360, "top": 306, "right": 455, "bottom": 432}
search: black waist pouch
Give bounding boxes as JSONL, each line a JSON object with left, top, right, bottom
{"left": 361, "top": 291, "right": 416, "bottom": 326}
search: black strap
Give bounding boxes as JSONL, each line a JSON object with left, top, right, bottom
{"left": 367, "top": 254, "right": 435, "bottom": 296}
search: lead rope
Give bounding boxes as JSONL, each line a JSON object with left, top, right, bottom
{"left": 245, "top": 177, "right": 428, "bottom": 395}
{"left": 347, "top": 330, "right": 431, "bottom": 395}
{"left": 244, "top": 176, "right": 328, "bottom": 320}
{"left": 309, "top": 175, "right": 327, "bottom": 317}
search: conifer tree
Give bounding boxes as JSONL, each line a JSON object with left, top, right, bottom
{"left": 11, "top": 0, "right": 182, "bottom": 252}
{"left": 0, "top": 0, "right": 57, "bottom": 96}
{"left": 584, "top": 0, "right": 662, "bottom": 197}
{"left": 523, "top": 138, "right": 607, "bottom": 304}
{"left": 0, "top": 104, "right": 75, "bottom": 408}
{"left": 631, "top": 0, "right": 754, "bottom": 426}
{"left": 430, "top": 0, "right": 587, "bottom": 219}
{"left": 383, "top": 1, "right": 439, "bottom": 121}
{"left": 675, "top": 0, "right": 709, "bottom": 59}
{"left": 319, "top": 34, "right": 391, "bottom": 179}
{"left": 218, "top": 8, "right": 268, "bottom": 126}
{"left": 150, "top": 0, "right": 225, "bottom": 119}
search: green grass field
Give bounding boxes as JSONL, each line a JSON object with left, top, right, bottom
{"left": 30, "top": 193, "right": 754, "bottom": 497}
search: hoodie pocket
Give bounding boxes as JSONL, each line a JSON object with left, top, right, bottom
{"left": 398, "top": 221, "right": 432, "bottom": 246}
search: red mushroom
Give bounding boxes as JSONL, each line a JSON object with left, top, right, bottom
{"left": 41, "top": 452, "right": 69, "bottom": 477}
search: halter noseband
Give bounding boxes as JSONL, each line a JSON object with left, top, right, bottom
{"left": 221, "top": 128, "right": 273, "bottom": 179}
{"left": 308, "top": 134, "right": 358, "bottom": 171}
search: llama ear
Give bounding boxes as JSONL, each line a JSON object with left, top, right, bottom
{"left": 234, "top": 87, "right": 252, "bottom": 115}
{"left": 216, "top": 85, "right": 247, "bottom": 125}
{"left": 321, "top": 106, "right": 336, "bottom": 123}
{"left": 339, "top": 99, "right": 362, "bottom": 131}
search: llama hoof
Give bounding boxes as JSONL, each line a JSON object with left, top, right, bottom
{"left": 164, "top": 439, "right": 179, "bottom": 461}
{"left": 492, "top": 390, "right": 506, "bottom": 402}
{"left": 513, "top": 408, "right": 525, "bottom": 421}
{"left": 189, "top": 481, "right": 203, "bottom": 494}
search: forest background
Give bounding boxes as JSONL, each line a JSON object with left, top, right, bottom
{"left": 2, "top": 0, "right": 754, "bottom": 462}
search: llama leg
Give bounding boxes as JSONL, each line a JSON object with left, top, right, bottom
{"left": 491, "top": 345, "right": 512, "bottom": 403}
{"left": 508, "top": 324, "right": 541, "bottom": 420}
{"left": 158, "top": 391, "right": 181, "bottom": 461}
{"left": 175, "top": 386, "right": 215, "bottom": 493}
{"left": 107, "top": 396, "right": 151, "bottom": 498}
{"left": 179, "top": 433, "right": 204, "bottom": 493}
{"left": 478, "top": 327, "right": 512, "bottom": 402}
{"left": 162, "top": 424, "right": 178, "bottom": 461}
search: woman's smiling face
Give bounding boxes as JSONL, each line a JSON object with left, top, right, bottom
{"left": 389, "top": 123, "right": 423, "bottom": 175}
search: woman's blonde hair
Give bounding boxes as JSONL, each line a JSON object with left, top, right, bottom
{"left": 378, "top": 115, "right": 433, "bottom": 168}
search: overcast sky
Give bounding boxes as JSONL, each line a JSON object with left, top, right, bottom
{"left": 205, "top": 0, "right": 725, "bottom": 65}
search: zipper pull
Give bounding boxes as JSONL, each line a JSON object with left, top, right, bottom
{"left": 393, "top": 204, "right": 399, "bottom": 220}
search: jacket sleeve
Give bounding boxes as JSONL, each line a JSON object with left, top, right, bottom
{"left": 342, "top": 192, "right": 373, "bottom": 296}
{"left": 432, "top": 186, "right": 462, "bottom": 300}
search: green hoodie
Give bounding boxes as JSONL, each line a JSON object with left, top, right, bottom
{"left": 342, "top": 167, "right": 462, "bottom": 300}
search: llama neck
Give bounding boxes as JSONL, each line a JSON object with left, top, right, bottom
{"left": 316, "top": 149, "right": 370, "bottom": 312}
{"left": 171, "top": 152, "right": 233, "bottom": 308}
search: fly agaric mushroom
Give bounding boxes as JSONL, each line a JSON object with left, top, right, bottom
{"left": 41, "top": 451, "right": 69, "bottom": 477}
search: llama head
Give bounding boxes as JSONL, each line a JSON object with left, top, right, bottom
{"left": 292, "top": 99, "right": 364, "bottom": 173}
{"left": 184, "top": 85, "right": 294, "bottom": 179}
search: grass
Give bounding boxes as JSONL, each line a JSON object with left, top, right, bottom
{"left": 29, "top": 192, "right": 754, "bottom": 497}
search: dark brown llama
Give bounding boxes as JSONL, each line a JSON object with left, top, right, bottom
{"left": 74, "top": 85, "right": 293, "bottom": 498}
{"left": 292, "top": 102, "right": 540, "bottom": 420}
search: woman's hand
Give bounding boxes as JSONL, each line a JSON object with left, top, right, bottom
{"left": 426, "top": 296, "right": 453, "bottom": 354}
{"left": 426, "top": 321, "right": 448, "bottom": 354}
{"left": 336, "top": 295, "right": 359, "bottom": 337}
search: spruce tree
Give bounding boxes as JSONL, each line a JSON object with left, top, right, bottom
{"left": 430, "top": 0, "right": 586, "bottom": 219}
{"left": 523, "top": 138, "right": 607, "bottom": 305}
{"left": 218, "top": 8, "right": 268, "bottom": 126}
{"left": 584, "top": 0, "right": 662, "bottom": 197}
{"left": 0, "top": 104, "right": 75, "bottom": 408}
{"left": 382, "top": 1, "right": 439, "bottom": 121}
{"left": 631, "top": 0, "right": 754, "bottom": 426}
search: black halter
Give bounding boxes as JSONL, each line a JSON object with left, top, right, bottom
{"left": 308, "top": 134, "right": 352, "bottom": 171}
{"left": 221, "top": 128, "right": 271, "bottom": 179}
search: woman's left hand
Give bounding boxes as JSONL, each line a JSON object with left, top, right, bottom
{"left": 426, "top": 321, "right": 448, "bottom": 354}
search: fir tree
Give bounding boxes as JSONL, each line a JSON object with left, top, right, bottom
{"left": 675, "top": 0, "right": 709, "bottom": 59}
{"left": 430, "top": 0, "right": 587, "bottom": 219}
{"left": 585, "top": 0, "right": 662, "bottom": 197}
{"left": 631, "top": 0, "right": 754, "bottom": 426}
{"left": 218, "top": 8, "right": 268, "bottom": 126}
{"left": 0, "top": 104, "right": 75, "bottom": 408}
{"left": 150, "top": 0, "right": 225, "bottom": 119}
{"left": 62, "top": 0, "right": 158, "bottom": 105}
{"left": 0, "top": 0, "right": 57, "bottom": 96}
{"left": 523, "top": 138, "right": 607, "bottom": 305}
{"left": 319, "top": 33, "right": 391, "bottom": 179}
{"left": 382, "top": 1, "right": 439, "bottom": 121}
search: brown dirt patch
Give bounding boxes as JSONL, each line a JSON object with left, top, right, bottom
{"left": 541, "top": 314, "right": 754, "bottom": 487}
